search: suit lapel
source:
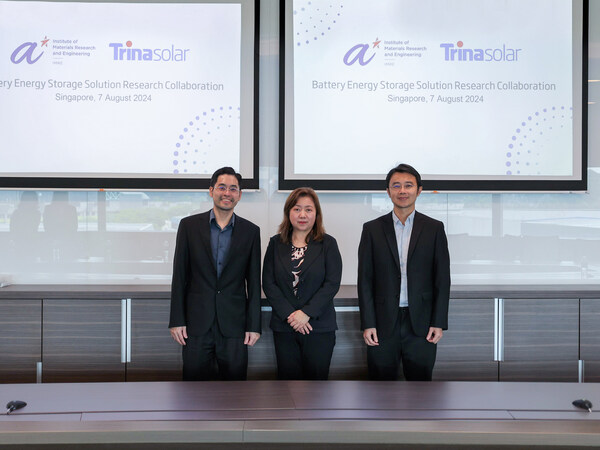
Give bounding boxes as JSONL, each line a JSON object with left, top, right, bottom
{"left": 276, "top": 238, "right": 294, "bottom": 287}
{"left": 383, "top": 212, "right": 401, "bottom": 272}
{"left": 408, "top": 211, "right": 424, "bottom": 262}
{"left": 300, "top": 239, "right": 322, "bottom": 274}
{"left": 199, "top": 211, "right": 217, "bottom": 273}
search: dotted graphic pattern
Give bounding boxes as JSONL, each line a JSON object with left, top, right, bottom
{"left": 505, "top": 106, "right": 572, "bottom": 175}
{"left": 172, "top": 106, "right": 240, "bottom": 174}
{"left": 294, "top": 1, "right": 344, "bottom": 47}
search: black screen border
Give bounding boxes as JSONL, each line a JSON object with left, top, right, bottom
{"left": 0, "top": 0, "right": 260, "bottom": 191}
{"left": 279, "top": 0, "right": 589, "bottom": 192}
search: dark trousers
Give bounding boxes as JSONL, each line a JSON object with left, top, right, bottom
{"left": 182, "top": 322, "right": 247, "bottom": 381}
{"left": 367, "top": 307, "right": 437, "bottom": 381}
{"left": 273, "top": 330, "right": 335, "bottom": 380}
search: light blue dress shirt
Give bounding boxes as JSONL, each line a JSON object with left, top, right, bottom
{"left": 392, "top": 210, "right": 415, "bottom": 307}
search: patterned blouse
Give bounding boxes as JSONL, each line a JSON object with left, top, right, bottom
{"left": 291, "top": 244, "right": 307, "bottom": 297}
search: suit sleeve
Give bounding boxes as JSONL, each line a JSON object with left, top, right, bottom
{"left": 169, "top": 220, "right": 189, "bottom": 328}
{"left": 262, "top": 237, "right": 296, "bottom": 322}
{"left": 244, "top": 226, "right": 262, "bottom": 333}
{"left": 301, "top": 237, "right": 342, "bottom": 319}
{"left": 357, "top": 223, "right": 377, "bottom": 330}
{"left": 431, "top": 222, "right": 451, "bottom": 330}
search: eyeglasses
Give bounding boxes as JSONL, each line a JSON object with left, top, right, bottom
{"left": 215, "top": 185, "right": 239, "bottom": 194}
{"left": 389, "top": 183, "right": 415, "bottom": 190}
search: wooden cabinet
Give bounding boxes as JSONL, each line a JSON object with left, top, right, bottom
{"left": 499, "top": 298, "right": 579, "bottom": 382}
{"left": 434, "top": 298, "right": 498, "bottom": 381}
{"left": 42, "top": 299, "right": 125, "bottom": 383}
{"left": 580, "top": 299, "right": 600, "bottom": 382}
{"left": 0, "top": 287, "right": 596, "bottom": 384}
{"left": 128, "top": 299, "right": 182, "bottom": 381}
{"left": 0, "top": 300, "right": 41, "bottom": 383}
{"left": 42, "top": 298, "right": 183, "bottom": 383}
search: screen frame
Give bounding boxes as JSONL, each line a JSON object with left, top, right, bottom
{"left": 279, "top": 0, "right": 589, "bottom": 192}
{"left": 0, "top": 0, "right": 260, "bottom": 191}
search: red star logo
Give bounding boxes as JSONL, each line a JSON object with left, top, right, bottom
{"left": 373, "top": 37, "right": 381, "bottom": 48}
{"left": 41, "top": 36, "right": 50, "bottom": 47}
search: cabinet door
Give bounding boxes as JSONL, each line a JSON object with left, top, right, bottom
{"left": 580, "top": 299, "right": 600, "bottom": 382}
{"left": 434, "top": 298, "right": 498, "bottom": 381}
{"left": 500, "top": 298, "right": 579, "bottom": 382}
{"left": 43, "top": 299, "right": 125, "bottom": 382}
{"left": 127, "top": 299, "right": 182, "bottom": 381}
{"left": 0, "top": 300, "right": 41, "bottom": 383}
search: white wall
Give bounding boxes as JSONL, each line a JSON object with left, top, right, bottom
{"left": 0, "top": 0, "right": 598, "bottom": 286}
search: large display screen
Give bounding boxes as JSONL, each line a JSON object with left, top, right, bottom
{"left": 281, "top": 0, "right": 588, "bottom": 191}
{"left": 0, "top": 0, "right": 258, "bottom": 189}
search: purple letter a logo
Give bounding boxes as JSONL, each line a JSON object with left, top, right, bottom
{"left": 11, "top": 42, "right": 44, "bottom": 64}
{"left": 343, "top": 44, "right": 375, "bottom": 66}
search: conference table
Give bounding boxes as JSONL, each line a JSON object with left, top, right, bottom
{"left": 1, "top": 381, "right": 600, "bottom": 448}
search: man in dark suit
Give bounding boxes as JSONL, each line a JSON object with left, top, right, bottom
{"left": 169, "top": 167, "right": 261, "bottom": 381}
{"left": 358, "top": 164, "right": 450, "bottom": 381}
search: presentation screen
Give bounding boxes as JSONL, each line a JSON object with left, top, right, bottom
{"left": 281, "top": 0, "right": 588, "bottom": 191}
{"left": 0, "top": 0, "right": 258, "bottom": 190}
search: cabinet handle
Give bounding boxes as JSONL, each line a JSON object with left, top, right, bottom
{"left": 121, "top": 299, "right": 127, "bottom": 363}
{"left": 36, "top": 362, "right": 42, "bottom": 383}
{"left": 494, "top": 298, "right": 505, "bottom": 362}
{"left": 126, "top": 299, "right": 132, "bottom": 363}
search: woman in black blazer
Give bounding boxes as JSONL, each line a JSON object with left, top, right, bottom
{"left": 262, "top": 187, "right": 342, "bottom": 380}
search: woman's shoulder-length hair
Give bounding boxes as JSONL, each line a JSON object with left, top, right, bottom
{"left": 278, "top": 187, "right": 325, "bottom": 244}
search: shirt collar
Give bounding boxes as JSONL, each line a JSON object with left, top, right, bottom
{"left": 392, "top": 209, "right": 415, "bottom": 227}
{"left": 210, "top": 209, "right": 235, "bottom": 228}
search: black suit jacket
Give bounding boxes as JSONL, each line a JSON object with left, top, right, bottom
{"left": 358, "top": 211, "right": 450, "bottom": 338}
{"left": 262, "top": 233, "right": 342, "bottom": 333}
{"left": 168, "top": 210, "right": 261, "bottom": 337}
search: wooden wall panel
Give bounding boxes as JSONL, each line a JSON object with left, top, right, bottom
{"left": 43, "top": 299, "right": 124, "bottom": 383}
{"left": 434, "top": 361, "right": 498, "bottom": 381}
{"left": 503, "top": 299, "right": 579, "bottom": 361}
{"left": 580, "top": 299, "right": 600, "bottom": 360}
{"left": 437, "top": 298, "right": 495, "bottom": 362}
{"left": 499, "top": 361, "right": 578, "bottom": 382}
{"left": 128, "top": 299, "right": 182, "bottom": 381}
{"left": 582, "top": 361, "right": 600, "bottom": 382}
{"left": 0, "top": 300, "right": 41, "bottom": 383}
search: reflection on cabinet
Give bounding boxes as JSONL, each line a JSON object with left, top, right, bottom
{"left": 128, "top": 299, "right": 182, "bottom": 381}
{"left": 500, "top": 298, "right": 579, "bottom": 382}
{"left": 434, "top": 298, "right": 498, "bottom": 381}
{"left": 43, "top": 299, "right": 124, "bottom": 383}
{"left": 580, "top": 299, "right": 600, "bottom": 382}
{"left": 0, "top": 300, "right": 41, "bottom": 383}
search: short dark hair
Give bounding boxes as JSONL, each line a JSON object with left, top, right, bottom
{"left": 278, "top": 187, "right": 325, "bottom": 244}
{"left": 385, "top": 163, "right": 422, "bottom": 189}
{"left": 210, "top": 167, "right": 242, "bottom": 188}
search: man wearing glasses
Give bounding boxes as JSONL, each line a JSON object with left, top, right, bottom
{"left": 358, "top": 163, "right": 450, "bottom": 381}
{"left": 169, "top": 166, "right": 261, "bottom": 380}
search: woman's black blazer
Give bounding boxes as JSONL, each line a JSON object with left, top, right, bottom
{"left": 262, "top": 233, "right": 342, "bottom": 333}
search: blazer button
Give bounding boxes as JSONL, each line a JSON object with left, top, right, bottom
{"left": 217, "top": 290, "right": 221, "bottom": 294}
